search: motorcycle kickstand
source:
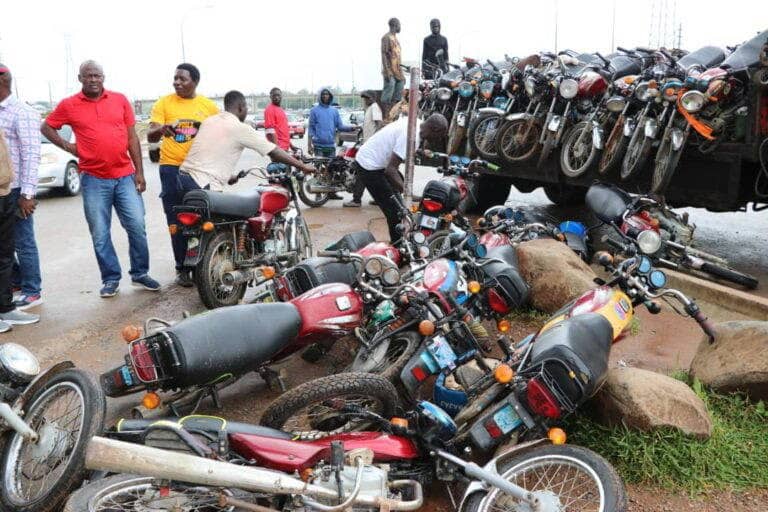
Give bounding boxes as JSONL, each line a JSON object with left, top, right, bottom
{"left": 259, "top": 368, "right": 287, "bottom": 392}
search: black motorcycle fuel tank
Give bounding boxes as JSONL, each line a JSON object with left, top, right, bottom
{"left": 162, "top": 304, "right": 301, "bottom": 388}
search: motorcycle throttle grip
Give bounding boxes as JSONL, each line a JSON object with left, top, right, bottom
{"left": 602, "top": 235, "right": 627, "bottom": 252}
{"left": 693, "top": 310, "right": 717, "bottom": 343}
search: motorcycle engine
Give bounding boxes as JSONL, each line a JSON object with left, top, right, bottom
{"left": 263, "top": 224, "right": 287, "bottom": 264}
{"left": 310, "top": 451, "right": 390, "bottom": 511}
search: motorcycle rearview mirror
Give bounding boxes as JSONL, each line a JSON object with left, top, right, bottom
{"left": 464, "top": 233, "right": 479, "bottom": 248}
{"left": 474, "top": 244, "right": 488, "bottom": 258}
{"left": 595, "top": 251, "right": 614, "bottom": 267}
{"left": 645, "top": 300, "right": 662, "bottom": 314}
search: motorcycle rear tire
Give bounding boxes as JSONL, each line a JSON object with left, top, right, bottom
{"left": 1, "top": 369, "right": 106, "bottom": 512}
{"left": 620, "top": 133, "right": 653, "bottom": 181}
{"left": 699, "top": 262, "right": 759, "bottom": 290}
{"left": 259, "top": 373, "right": 398, "bottom": 436}
{"left": 598, "top": 118, "right": 628, "bottom": 175}
{"left": 462, "top": 444, "right": 627, "bottom": 512}
{"left": 560, "top": 122, "right": 599, "bottom": 178}
{"left": 468, "top": 113, "right": 502, "bottom": 160}
{"left": 650, "top": 137, "right": 682, "bottom": 194}
{"left": 194, "top": 231, "right": 247, "bottom": 309}
{"left": 346, "top": 331, "right": 422, "bottom": 383}
{"left": 496, "top": 119, "right": 541, "bottom": 165}
{"left": 298, "top": 176, "right": 330, "bottom": 208}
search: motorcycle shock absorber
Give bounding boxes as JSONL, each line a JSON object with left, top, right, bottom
{"left": 237, "top": 225, "right": 247, "bottom": 254}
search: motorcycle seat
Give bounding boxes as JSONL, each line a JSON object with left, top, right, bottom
{"left": 183, "top": 188, "right": 261, "bottom": 218}
{"left": 166, "top": 303, "right": 302, "bottom": 388}
{"left": 486, "top": 245, "right": 519, "bottom": 268}
{"left": 113, "top": 416, "right": 293, "bottom": 440}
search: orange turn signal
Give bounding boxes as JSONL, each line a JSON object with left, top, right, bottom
{"left": 444, "top": 213, "right": 454, "bottom": 222}
{"left": 468, "top": 281, "right": 482, "bottom": 294}
{"left": 142, "top": 392, "right": 161, "bottom": 410}
{"left": 494, "top": 364, "right": 514, "bottom": 384}
{"left": 261, "top": 266, "right": 276, "bottom": 279}
{"left": 548, "top": 427, "right": 567, "bottom": 445}
{"left": 202, "top": 221, "right": 215, "bottom": 232}
{"left": 168, "top": 224, "right": 178, "bottom": 236}
{"left": 497, "top": 319, "right": 511, "bottom": 333}
{"left": 419, "top": 320, "right": 436, "bottom": 336}
{"left": 122, "top": 325, "right": 141, "bottom": 343}
{"left": 410, "top": 204, "right": 419, "bottom": 213}
{"left": 391, "top": 417, "right": 409, "bottom": 428}
{"left": 300, "top": 468, "right": 314, "bottom": 481}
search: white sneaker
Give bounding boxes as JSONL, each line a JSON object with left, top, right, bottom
{"left": 0, "top": 320, "right": 11, "bottom": 333}
{"left": 0, "top": 309, "right": 40, "bottom": 325}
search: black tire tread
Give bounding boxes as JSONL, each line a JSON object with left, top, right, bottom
{"left": 63, "top": 474, "right": 149, "bottom": 512}
{"left": 347, "top": 331, "right": 422, "bottom": 383}
{"left": 194, "top": 231, "right": 246, "bottom": 309}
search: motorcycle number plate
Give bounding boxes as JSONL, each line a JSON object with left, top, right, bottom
{"left": 548, "top": 116, "right": 561, "bottom": 132}
{"left": 420, "top": 215, "right": 440, "bottom": 230}
{"left": 493, "top": 404, "right": 523, "bottom": 434}
{"left": 427, "top": 335, "right": 458, "bottom": 370}
{"left": 457, "top": 113, "right": 467, "bottom": 127}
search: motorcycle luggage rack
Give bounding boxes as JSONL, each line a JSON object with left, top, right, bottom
{"left": 520, "top": 360, "right": 583, "bottom": 414}
{"left": 127, "top": 332, "right": 178, "bottom": 385}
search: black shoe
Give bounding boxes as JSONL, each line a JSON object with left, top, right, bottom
{"left": 328, "top": 193, "right": 344, "bottom": 200}
{"left": 175, "top": 271, "right": 195, "bottom": 288}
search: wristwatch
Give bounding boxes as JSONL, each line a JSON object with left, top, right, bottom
{"left": 21, "top": 193, "right": 34, "bottom": 200}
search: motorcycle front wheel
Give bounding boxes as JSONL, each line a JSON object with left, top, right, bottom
{"left": 598, "top": 117, "right": 628, "bottom": 175}
{"left": 468, "top": 113, "right": 502, "bottom": 160}
{"left": 463, "top": 444, "right": 628, "bottom": 512}
{"left": 496, "top": 119, "right": 542, "bottom": 164}
{"left": 194, "top": 231, "right": 247, "bottom": 309}
{"left": 63, "top": 474, "right": 239, "bottom": 512}
{"left": 1, "top": 369, "right": 106, "bottom": 512}
{"left": 346, "top": 331, "right": 421, "bottom": 383}
{"left": 620, "top": 131, "right": 653, "bottom": 181}
{"left": 259, "top": 373, "right": 398, "bottom": 437}
{"left": 560, "top": 122, "right": 599, "bottom": 177}
{"left": 650, "top": 137, "right": 682, "bottom": 194}
{"left": 298, "top": 174, "right": 331, "bottom": 208}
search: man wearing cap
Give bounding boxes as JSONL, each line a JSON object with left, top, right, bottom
{"left": 42, "top": 60, "right": 160, "bottom": 299}
{"left": 344, "top": 90, "right": 383, "bottom": 208}
{"left": 0, "top": 63, "right": 40, "bottom": 332}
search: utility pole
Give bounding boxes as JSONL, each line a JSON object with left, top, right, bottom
{"left": 610, "top": 0, "right": 616, "bottom": 53}
{"left": 553, "top": 0, "right": 559, "bottom": 53}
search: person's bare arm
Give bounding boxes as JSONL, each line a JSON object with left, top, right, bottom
{"left": 147, "top": 122, "right": 175, "bottom": 143}
{"left": 268, "top": 148, "right": 315, "bottom": 175}
{"left": 384, "top": 153, "right": 404, "bottom": 193}
{"left": 41, "top": 122, "right": 77, "bottom": 156}
{"left": 127, "top": 126, "right": 146, "bottom": 192}
{"left": 265, "top": 132, "right": 277, "bottom": 145}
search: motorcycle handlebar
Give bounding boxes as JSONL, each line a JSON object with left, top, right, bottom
{"left": 694, "top": 310, "right": 717, "bottom": 343}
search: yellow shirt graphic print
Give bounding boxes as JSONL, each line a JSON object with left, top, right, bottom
{"left": 150, "top": 94, "right": 219, "bottom": 166}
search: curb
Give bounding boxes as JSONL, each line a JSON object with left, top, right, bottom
{"left": 664, "top": 270, "right": 768, "bottom": 321}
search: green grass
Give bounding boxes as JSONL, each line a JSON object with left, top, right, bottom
{"left": 506, "top": 307, "right": 550, "bottom": 325}
{"left": 564, "top": 380, "right": 768, "bottom": 492}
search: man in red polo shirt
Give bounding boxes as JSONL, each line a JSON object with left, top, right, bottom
{"left": 41, "top": 60, "right": 160, "bottom": 298}
{"left": 263, "top": 87, "right": 295, "bottom": 151}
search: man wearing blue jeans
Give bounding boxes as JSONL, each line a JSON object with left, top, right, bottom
{"left": 41, "top": 60, "right": 160, "bottom": 297}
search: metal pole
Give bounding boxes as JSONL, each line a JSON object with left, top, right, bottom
{"left": 180, "top": 22, "right": 186, "bottom": 62}
{"left": 404, "top": 67, "right": 420, "bottom": 204}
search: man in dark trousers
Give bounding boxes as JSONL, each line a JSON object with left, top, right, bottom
{"left": 381, "top": 18, "right": 404, "bottom": 107}
{"left": 422, "top": 19, "right": 448, "bottom": 79}
{"left": 353, "top": 113, "right": 447, "bottom": 242}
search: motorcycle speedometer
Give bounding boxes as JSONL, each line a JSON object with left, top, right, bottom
{"left": 364, "top": 257, "right": 384, "bottom": 277}
{"left": 382, "top": 267, "right": 400, "bottom": 286}
{"left": 649, "top": 270, "right": 667, "bottom": 289}
{"left": 638, "top": 256, "right": 653, "bottom": 274}
{"left": 0, "top": 343, "right": 40, "bottom": 383}
{"left": 412, "top": 232, "right": 427, "bottom": 245}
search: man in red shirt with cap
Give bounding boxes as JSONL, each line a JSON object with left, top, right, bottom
{"left": 41, "top": 60, "right": 160, "bottom": 298}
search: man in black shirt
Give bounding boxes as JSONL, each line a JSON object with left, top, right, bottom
{"left": 422, "top": 19, "right": 448, "bottom": 79}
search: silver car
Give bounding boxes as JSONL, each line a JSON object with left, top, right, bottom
{"left": 38, "top": 126, "right": 80, "bottom": 196}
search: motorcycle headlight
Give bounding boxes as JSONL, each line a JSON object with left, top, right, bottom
{"left": 364, "top": 257, "right": 384, "bottom": 277}
{"left": 437, "top": 87, "right": 452, "bottom": 101}
{"left": 492, "top": 97, "right": 509, "bottom": 109}
{"left": 559, "top": 78, "right": 578, "bottom": 99}
{"left": 381, "top": 267, "right": 401, "bottom": 286}
{"left": 525, "top": 76, "right": 536, "bottom": 96}
{"left": 480, "top": 80, "right": 494, "bottom": 99}
{"left": 605, "top": 96, "right": 626, "bottom": 113}
{"left": 680, "top": 90, "right": 706, "bottom": 113}
{"left": 635, "top": 82, "right": 650, "bottom": 101}
{"left": 637, "top": 230, "right": 662, "bottom": 255}
{"left": 458, "top": 81, "right": 475, "bottom": 98}
{"left": 0, "top": 343, "right": 40, "bottom": 383}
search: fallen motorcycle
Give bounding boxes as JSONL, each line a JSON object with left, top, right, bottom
{"left": 0, "top": 343, "right": 105, "bottom": 512}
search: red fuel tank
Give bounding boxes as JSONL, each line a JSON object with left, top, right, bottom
{"left": 357, "top": 242, "right": 402, "bottom": 266}
{"left": 290, "top": 283, "right": 363, "bottom": 339}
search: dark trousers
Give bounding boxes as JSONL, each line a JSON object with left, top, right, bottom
{"left": 159, "top": 165, "right": 187, "bottom": 271}
{"left": 351, "top": 168, "right": 403, "bottom": 202}
{"left": 356, "top": 163, "right": 402, "bottom": 243}
{"left": 0, "top": 194, "right": 17, "bottom": 313}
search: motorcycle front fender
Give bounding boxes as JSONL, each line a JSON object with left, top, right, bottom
{"left": 591, "top": 121, "right": 604, "bottom": 150}
{"left": 477, "top": 107, "right": 505, "bottom": 116}
{"left": 457, "top": 439, "right": 551, "bottom": 512}
{"left": 504, "top": 112, "right": 533, "bottom": 122}
{"left": 670, "top": 127, "right": 687, "bottom": 151}
{"left": 17, "top": 361, "right": 76, "bottom": 410}
{"left": 644, "top": 118, "right": 658, "bottom": 138}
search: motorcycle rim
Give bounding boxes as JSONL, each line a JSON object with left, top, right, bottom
{"left": 65, "top": 475, "right": 235, "bottom": 512}
{"left": 598, "top": 118, "right": 626, "bottom": 175}
{"left": 650, "top": 138, "right": 679, "bottom": 194}
{"left": 620, "top": 130, "right": 652, "bottom": 181}
{"left": 200, "top": 233, "right": 246, "bottom": 307}
{"left": 298, "top": 174, "right": 330, "bottom": 208}
{"left": 471, "top": 115, "right": 500, "bottom": 159}
{"left": 498, "top": 120, "right": 541, "bottom": 163}
{"left": 560, "top": 123, "right": 597, "bottom": 177}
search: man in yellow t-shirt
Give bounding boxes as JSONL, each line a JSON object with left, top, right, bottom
{"left": 148, "top": 63, "right": 218, "bottom": 287}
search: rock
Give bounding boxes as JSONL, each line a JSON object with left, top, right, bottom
{"left": 690, "top": 320, "right": 768, "bottom": 400}
{"left": 592, "top": 367, "right": 712, "bottom": 439}
{"left": 515, "top": 239, "right": 597, "bottom": 313}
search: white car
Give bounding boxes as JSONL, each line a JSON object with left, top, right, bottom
{"left": 38, "top": 126, "right": 80, "bottom": 196}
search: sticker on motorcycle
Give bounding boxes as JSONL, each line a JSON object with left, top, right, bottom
{"left": 186, "top": 237, "right": 200, "bottom": 258}
{"left": 426, "top": 335, "right": 459, "bottom": 370}
{"left": 548, "top": 115, "right": 562, "bottom": 132}
{"left": 420, "top": 215, "right": 440, "bottom": 230}
{"left": 493, "top": 404, "right": 523, "bottom": 434}
{"left": 457, "top": 113, "right": 467, "bottom": 127}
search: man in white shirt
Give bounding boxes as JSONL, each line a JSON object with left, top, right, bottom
{"left": 179, "top": 90, "right": 313, "bottom": 193}
{"left": 345, "top": 90, "right": 384, "bottom": 208}
{"left": 353, "top": 113, "right": 448, "bottom": 242}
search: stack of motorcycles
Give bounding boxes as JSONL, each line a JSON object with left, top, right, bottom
{"left": 419, "top": 29, "right": 768, "bottom": 196}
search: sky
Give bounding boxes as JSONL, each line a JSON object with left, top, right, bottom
{"left": 2, "top": 0, "right": 767, "bottom": 103}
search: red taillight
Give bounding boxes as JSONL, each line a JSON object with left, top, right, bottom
{"left": 487, "top": 289, "right": 511, "bottom": 314}
{"left": 177, "top": 212, "right": 201, "bottom": 226}
{"left": 526, "top": 378, "right": 562, "bottom": 419}
{"left": 411, "top": 365, "right": 428, "bottom": 382}
{"left": 345, "top": 147, "right": 358, "bottom": 158}
{"left": 422, "top": 199, "right": 443, "bottom": 212}
{"left": 484, "top": 418, "right": 503, "bottom": 439}
{"left": 129, "top": 340, "right": 159, "bottom": 382}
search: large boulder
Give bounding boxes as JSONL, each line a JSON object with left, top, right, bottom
{"left": 592, "top": 367, "right": 712, "bottom": 439}
{"left": 690, "top": 320, "right": 768, "bottom": 400}
{"left": 516, "top": 239, "right": 597, "bottom": 313}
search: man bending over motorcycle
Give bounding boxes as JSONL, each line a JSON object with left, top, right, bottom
{"left": 353, "top": 113, "right": 448, "bottom": 242}
{"left": 179, "top": 90, "right": 314, "bottom": 193}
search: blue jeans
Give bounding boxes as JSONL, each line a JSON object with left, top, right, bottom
{"left": 381, "top": 76, "right": 404, "bottom": 104}
{"left": 80, "top": 173, "right": 150, "bottom": 284}
{"left": 159, "top": 165, "right": 190, "bottom": 270}
{"left": 9, "top": 188, "right": 42, "bottom": 296}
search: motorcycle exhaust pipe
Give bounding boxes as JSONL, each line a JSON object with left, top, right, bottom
{"left": 86, "top": 437, "right": 423, "bottom": 511}
{"left": 308, "top": 184, "right": 342, "bottom": 194}
{"left": 222, "top": 268, "right": 270, "bottom": 286}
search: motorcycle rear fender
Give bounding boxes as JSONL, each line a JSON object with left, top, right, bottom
{"left": 477, "top": 107, "right": 505, "bottom": 116}
{"left": 457, "top": 439, "right": 550, "bottom": 512}
{"left": 670, "top": 127, "right": 686, "bottom": 151}
{"left": 591, "top": 121, "right": 604, "bottom": 150}
{"left": 504, "top": 112, "right": 533, "bottom": 122}
{"left": 184, "top": 231, "right": 215, "bottom": 267}
{"left": 644, "top": 118, "right": 658, "bottom": 138}
{"left": 17, "top": 361, "right": 76, "bottom": 409}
